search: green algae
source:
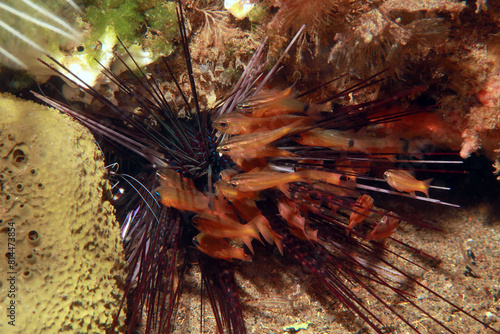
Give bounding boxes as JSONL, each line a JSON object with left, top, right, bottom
{"left": 84, "top": 0, "right": 178, "bottom": 57}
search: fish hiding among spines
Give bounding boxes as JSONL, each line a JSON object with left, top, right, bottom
{"left": 216, "top": 119, "right": 309, "bottom": 158}
{"left": 213, "top": 111, "right": 314, "bottom": 135}
{"left": 347, "top": 194, "right": 374, "bottom": 233}
{"left": 366, "top": 213, "right": 400, "bottom": 242}
{"left": 294, "top": 128, "right": 423, "bottom": 156}
{"left": 383, "top": 169, "right": 433, "bottom": 197}
{"left": 152, "top": 84, "right": 444, "bottom": 262}
{"left": 235, "top": 87, "right": 329, "bottom": 117}
{"left": 199, "top": 84, "right": 450, "bottom": 261}
{"left": 154, "top": 168, "right": 284, "bottom": 258}
{"left": 194, "top": 233, "right": 252, "bottom": 262}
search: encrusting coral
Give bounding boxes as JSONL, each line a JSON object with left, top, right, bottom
{"left": 261, "top": 0, "right": 500, "bottom": 177}
{"left": 0, "top": 93, "right": 126, "bottom": 333}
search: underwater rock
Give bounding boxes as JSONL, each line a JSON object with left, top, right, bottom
{"left": 0, "top": 93, "right": 126, "bottom": 333}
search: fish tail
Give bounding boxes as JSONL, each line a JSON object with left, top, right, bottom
{"left": 422, "top": 178, "right": 433, "bottom": 197}
{"left": 273, "top": 234, "right": 284, "bottom": 255}
{"left": 245, "top": 220, "right": 263, "bottom": 243}
{"left": 306, "top": 229, "right": 319, "bottom": 243}
{"left": 276, "top": 183, "right": 291, "bottom": 197}
{"left": 239, "top": 236, "right": 255, "bottom": 254}
{"left": 251, "top": 215, "right": 284, "bottom": 254}
{"left": 250, "top": 215, "right": 273, "bottom": 244}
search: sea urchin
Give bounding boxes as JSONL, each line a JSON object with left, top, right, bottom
{"left": 33, "top": 2, "right": 500, "bottom": 334}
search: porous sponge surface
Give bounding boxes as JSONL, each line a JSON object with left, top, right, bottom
{"left": 0, "top": 93, "right": 126, "bottom": 333}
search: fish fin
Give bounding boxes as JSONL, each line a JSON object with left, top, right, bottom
{"left": 355, "top": 128, "right": 367, "bottom": 135}
{"left": 251, "top": 216, "right": 273, "bottom": 244}
{"left": 251, "top": 216, "right": 284, "bottom": 255}
{"left": 306, "top": 229, "right": 319, "bottom": 243}
{"left": 248, "top": 167, "right": 263, "bottom": 173}
{"left": 380, "top": 154, "right": 397, "bottom": 162}
{"left": 241, "top": 253, "right": 253, "bottom": 262}
{"left": 227, "top": 246, "right": 252, "bottom": 262}
{"left": 276, "top": 183, "right": 291, "bottom": 198}
{"left": 262, "top": 146, "right": 298, "bottom": 158}
{"left": 235, "top": 157, "right": 267, "bottom": 171}
{"left": 274, "top": 233, "right": 284, "bottom": 255}
{"left": 246, "top": 221, "right": 263, "bottom": 244}
{"left": 421, "top": 178, "right": 433, "bottom": 197}
{"left": 346, "top": 220, "right": 358, "bottom": 231}
{"left": 240, "top": 236, "right": 255, "bottom": 254}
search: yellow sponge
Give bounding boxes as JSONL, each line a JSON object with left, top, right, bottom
{"left": 0, "top": 93, "right": 126, "bottom": 333}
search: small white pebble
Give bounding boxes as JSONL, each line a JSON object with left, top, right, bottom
{"left": 485, "top": 311, "right": 499, "bottom": 324}
{"left": 224, "top": 0, "right": 255, "bottom": 19}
